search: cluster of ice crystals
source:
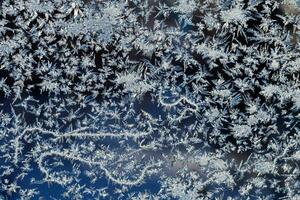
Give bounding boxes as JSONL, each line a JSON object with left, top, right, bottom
{"left": 0, "top": 0, "right": 300, "bottom": 199}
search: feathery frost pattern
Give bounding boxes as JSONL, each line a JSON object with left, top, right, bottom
{"left": 0, "top": 0, "right": 300, "bottom": 199}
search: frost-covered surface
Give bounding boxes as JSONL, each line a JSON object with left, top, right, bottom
{"left": 0, "top": 0, "right": 300, "bottom": 199}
